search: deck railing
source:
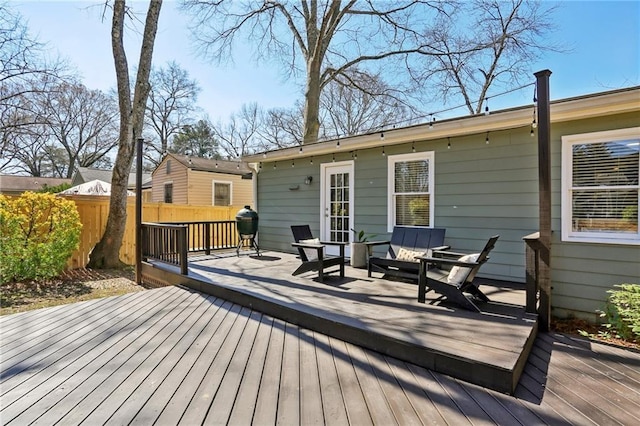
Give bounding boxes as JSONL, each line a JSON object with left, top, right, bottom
{"left": 142, "top": 222, "right": 189, "bottom": 275}
{"left": 142, "top": 220, "right": 242, "bottom": 275}
{"left": 523, "top": 232, "right": 550, "bottom": 330}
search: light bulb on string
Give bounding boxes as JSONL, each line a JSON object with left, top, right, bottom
{"left": 299, "top": 146, "right": 303, "bottom": 154}
{"left": 336, "top": 139, "right": 340, "bottom": 148}
{"left": 380, "top": 132, "right": 385, "bottom": 140}
{"left": 310, "top": 157, "right": 313, "bottom": 165}
{"left": 382, "top": 146, "right": 386, "bottom": 156}
{"left": 273, "top": 162, "right": 277, "bottom": 169}
{"left": 447, "top": 138, "right": 451, "bottom": 150}
{"left": 484, "top": 98, "right": 490, "bottom": 115}
{"left": 485, "top": 132, "right": 490, "bottom": 145}
{"left": 332, "top": 154, "right": 335, "bottom": 162}
{"left": 291, "top": 160, "right": 295, "bottom": 168}
{"left": 412, "top": 142, "right": 416, "bottom": 153}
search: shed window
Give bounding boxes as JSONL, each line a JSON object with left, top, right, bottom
{"left": 387, "top": 152, "right": 434, "bottom": 231}
{"left": 213, "top": 181, "right": 232, "bottom": 206}
{"left": 562, "top": 127, "right": 639, "bottom": 245}
{"left": 164, "top": 182, "right": 173, "bottom": 203}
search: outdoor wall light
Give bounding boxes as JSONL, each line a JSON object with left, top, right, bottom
{"left": 304, "top": 176, "right": 313, "bottom": 185}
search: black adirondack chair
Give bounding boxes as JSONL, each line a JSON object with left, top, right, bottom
{"left": 416, "top": 235, "right": 500, "bottom": 312}
{"left": 291, "top": 225, "right": 346, "bottom": 281}
{"left": 367, "top": 227, "right": 448, "bottom": 282}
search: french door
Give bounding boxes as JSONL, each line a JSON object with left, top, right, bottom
{"left": 320, "top": 161, "right": 354, "bottom": 256}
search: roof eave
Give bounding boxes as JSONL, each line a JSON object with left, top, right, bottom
{"left": 243, "top": 87, "right": 640, "bottom": 163}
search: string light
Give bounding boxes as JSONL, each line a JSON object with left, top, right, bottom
{"left": 382, "top": 146, "right": 386, "bottom": 156}
{"left": 259, "top": 162, "right": 262, "bottom": 170}
{"left": 336, "top": 139, "right": 340, "bottom": 148}
{"left": 484, "top": 98, "right": 490, "bottom": 115}
{"left": 332, "top": 154, "right": 335, "bottom": 162}
{"left": 447, "top": 138, "right": 451, "bottom": 149}
{"left": 412, "top": 142, "right": 416, "bottom": 152}
{"left": 273, "top": 162, "right": 277, "bottom": 169}
{"left": 429, "top": 115, "right": 434, "bottom": 129}
{"left": 380, "top": 132, "right": 385, "bottom": 140}
{"left": 291, "top": 160, "right": 295, "bottom": 168}
{"left": 237, "top": 163, "right": 240, "bottom": 169}
{"left": 299, "top": 146, "right": 303, "bottom": 154}
{"left": 310, "top": 157, "right": 313, "bottom": 165}
{"left": 215, "top": 161, "right": 219, "bottom": 168}
{"left": 485, "top": 132, "right": 490, "bottom": 145}
{"left": 354, "top": 150, "right": 358, "bottom": 160}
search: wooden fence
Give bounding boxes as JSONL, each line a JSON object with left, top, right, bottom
{"left": 61, "top": 195, "right": 243, "bottom": 269}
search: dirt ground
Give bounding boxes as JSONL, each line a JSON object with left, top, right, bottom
{"left": 1, "top": 268, "right": 638, "bottom": 351}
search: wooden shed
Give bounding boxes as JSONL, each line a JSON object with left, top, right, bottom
{"left": 151, "top": 153, "right": 253, "bottom": 207}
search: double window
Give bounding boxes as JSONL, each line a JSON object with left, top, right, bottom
{"left": 387, "top": 152, "right": 434, "bottom": 231}
{"left": 562, "top": 127, "right": 639, "bottom": 244}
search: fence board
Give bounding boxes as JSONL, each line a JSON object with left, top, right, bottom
{"left": 60, "top": 195, "right": 241, "bottom": 269}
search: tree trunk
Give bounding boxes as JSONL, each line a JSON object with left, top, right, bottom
{"left": 302, "top": 56, "right": 323, "bottom": 144}
{"left": 88, "top": 0, "right": 162, "bottom": 269}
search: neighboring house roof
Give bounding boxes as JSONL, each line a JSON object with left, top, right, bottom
{"left": 155, "top": 153, "right": 252, "bottom": 177}
{"left": 73, "top": 167, "right": 152, "bottom": 189}
{"left": 0, "top": 175, "right": 71, "bottom": 194}
{"left": 244, "top": 85, "right": 640, "bottom": 163}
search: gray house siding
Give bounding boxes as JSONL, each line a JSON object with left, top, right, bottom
{"left": 253, "top": 101, "right": 639, "bottom": 322}
{"left": 549, "top": 112, "right": 640, "bottom": 320}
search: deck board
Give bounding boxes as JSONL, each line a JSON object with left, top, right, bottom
{"left": 160, "top": 251, "right": 537, "bottom": 394}
{"left": 2, "top": 281, "right": 639, "bottom": 425}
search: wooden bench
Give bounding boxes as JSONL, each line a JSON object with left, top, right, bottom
{"left": 367, "top": 227, "right": 447, "bottom": 282}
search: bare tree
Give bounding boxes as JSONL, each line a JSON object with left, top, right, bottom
{"left": 145, "top": 60, "right": 201, "bottom": 166}
{"left": 170, "top": 118, "right": 220, "bottom": 159}
{"left": 182, "top": 0, "right": 457, "bottom": 144}
{"left": 320, "top": 71, "right": 411, "bottom": 138}
{"left": 212, "top": 103, "right": 262, "bottom": 159}
{"left": 89, "top": 0, "right": 162, "bottom": 269}
{"left": 259, "top": 105, "right": 304, "bottom": 150}
{"left": 416, "top": 0, "right": 558, "bottom": 114}
{"left": 0, "top": 1, "right": 67, "bottom": 169}
{"left": 40, "top": 82, "right": 119, "bottom": 177}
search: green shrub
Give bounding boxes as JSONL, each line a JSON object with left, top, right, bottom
{"left": 0, "top": 192, "right": 82, "bottom": 283}
{"left": 599, "top": 283, "right": 640, "bottom": 341}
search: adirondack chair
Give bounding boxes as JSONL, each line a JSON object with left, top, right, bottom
{"left": 367, "top": 227, "right": 448, "bottom": 282}
{"left": 291, "top": 225, "right": 346, "bottom": 281}
{"left": 416, "top": 235, "right": 500, "bottom": 312}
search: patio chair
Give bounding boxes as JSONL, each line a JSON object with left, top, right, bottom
{"left": 416, "top": 235, "right": 500, "bottom": 312}
{"left": 291, "top": 225, "right": 346, "bottom": 281}
{"left": 367, "top": 227, "right": 448, "bottom": 282}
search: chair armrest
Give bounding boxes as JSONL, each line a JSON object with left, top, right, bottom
{"left": 416, "top": 255, "right": 481, "bottom": 268}
{"left": 319, "top": 241, "right": 348, "bottom": 246}
{"left": 364, "top": 240, "right": 391, "bottom": 247}
{"left": 292, "top": 242, "right": 325, "bottom": 249}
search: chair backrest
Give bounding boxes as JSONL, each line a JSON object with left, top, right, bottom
{"left": 464, "top": 235, "right": 500, "bottom": 283}
{"left": 291, "top": 225, "right": 314, "bottom": 262}
{"left": 388, "top": 227, "right": 446, "bottom": 259}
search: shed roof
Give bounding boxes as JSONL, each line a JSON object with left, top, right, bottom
{"left": 157, "top": 153, "right": 252, "bottom": 176}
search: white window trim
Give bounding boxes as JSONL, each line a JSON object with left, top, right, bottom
{"left": 212, "top": 180, "right": 233, "bottom": 206}
{"left": 387, "top": 151, "right": 435, "bottom": 232}
{"left": 561, "top": 127, "right": 640, "bottom": 245}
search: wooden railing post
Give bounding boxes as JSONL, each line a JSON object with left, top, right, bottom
{"left": 523, "top": 232, "right": 542, "bottom": 314}
{"left": 179, "top": 226, "right": 188, "bottom": 275}
{"left": 205, "top": 222, "right": 211, "bottom": 255}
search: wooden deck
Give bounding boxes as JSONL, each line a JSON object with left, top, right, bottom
{"left": 143, "top": 251, "right": 537, "bottom": 394}
{"left": 1, "top": 284, "right": 639, "bottom": 425}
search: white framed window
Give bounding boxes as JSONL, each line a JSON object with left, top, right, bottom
{"left": 387, "top": 151, "right": 435, "bottom": 232}
{"left": 212, "top": 180, "right": 232, "bottom": 206}
{"left": 561, "top": 127, "right": 639, "bottom": 245}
